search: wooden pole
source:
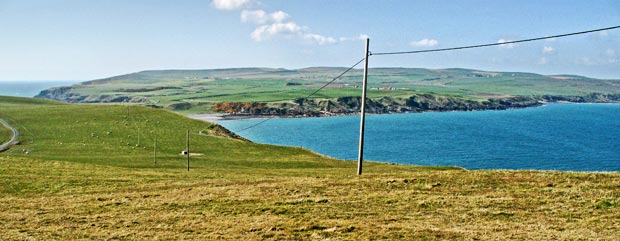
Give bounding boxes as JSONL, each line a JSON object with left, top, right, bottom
{"left": 153, "top": 137, "right": 157, "bottom": 165}
{"left": 186, "top": 129, "right": 190, "bottom": 171}
{"left": 357, "top": 38, "right": 370, "bottom": 176}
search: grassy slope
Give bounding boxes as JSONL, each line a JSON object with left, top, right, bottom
{"left": 1, "top": 96, "right": 619, "bottom": 240}
{"left": 45, "top": 68, "right": 620, "bottom": 114}
{"left": 0, "top": 96, "right": 58, "bottom": 145}
{"left": 0, "top": 124, "right": 10, "bottom": 145}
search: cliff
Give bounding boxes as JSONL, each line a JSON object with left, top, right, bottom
{"left": 35, "top": 87, "right": 148, "bottom": 103}
{"left": 214, "top": 93, "right": 620, "bottom": 118}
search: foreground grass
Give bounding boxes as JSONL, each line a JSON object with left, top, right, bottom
{"left": 1, "top": 96, "right": 619, "bottom": 240}
{"left": 1, "top": 157, "right": 619, "bottom": 240}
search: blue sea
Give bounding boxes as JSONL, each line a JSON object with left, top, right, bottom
{"left": 0, "top": 81, "right": 78, "bottom": 97}
{"left": 218, "top": 104, "right": 620, "bottom": 171}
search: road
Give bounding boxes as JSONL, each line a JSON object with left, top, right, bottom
{"left": 0, "top": 118, "right": 18, "bottom": 152}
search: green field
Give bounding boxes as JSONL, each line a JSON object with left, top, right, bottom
{"left": 1, "top": 96, "right": 619, "bottom": 240}
{"left": 36, "top": 68, "right": 620, "bottom": 114}
{"left": 0, "top": 123, "right": 11, "bottom": 145}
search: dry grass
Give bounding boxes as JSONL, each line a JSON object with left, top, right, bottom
{"left": 1, "top": 157, "right": 619, "bottom": 240}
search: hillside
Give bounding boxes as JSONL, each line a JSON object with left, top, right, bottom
{"left": 0, "top": 123, "right": 11, "bottom": 145}
{"left": 35, "top": 67, "right": 620, "bottom": 115}
{"left": 1, "top": 96, "right": 619, "bottom": 240}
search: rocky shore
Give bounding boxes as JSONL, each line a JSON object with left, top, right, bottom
{"left": 211, "top": 93, "right": 620, "bottom": 118}
{"left": 35, "top": 87, "right": 148, "bottom": 103}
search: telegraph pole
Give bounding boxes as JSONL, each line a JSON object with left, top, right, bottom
{"left": 186, "top": 130, "right": 190, "bottom": 171}
{"left": 357, "top": 38, "right": 370, "bottom": 175}
{"left": 153, "top": 137, "right": 157, "bottom": 165}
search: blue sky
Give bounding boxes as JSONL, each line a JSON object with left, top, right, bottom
{"left": 1, "top": 0, "right": 619, "bottom": 80}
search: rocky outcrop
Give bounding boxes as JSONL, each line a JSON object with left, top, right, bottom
{"left": 541, "top": 93, "right": 620, "bottom": 103}
{"left": 217, "top": 93, "right": 620, "bottom": 117}
{"left": 204, "top": 124, "right": 251, "bottom": 142}
{"left": 35, "top": 87, "right": 148, "bottom": 103}
{"left": 405, "top": 94, "right": 542, "bottom": 112}
{"left": 219, "top": 94, "right": 548, "bottom": 117}
{"left": 35, "top": 87, "right": 77, "bottom": 102}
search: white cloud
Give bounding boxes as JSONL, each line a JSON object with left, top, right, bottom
{"left": 269, "top": 11, "right": 289, "bottom": 23}
{"left": 339, "top": 34, "right": 369, "bottom": 42}
{"left": 409, "top": 38, "right": 439, "bottom": 47}
{"left": 589, "top": 30, "right": 610, "bottom": 40}
{"left": 606, "top": 49, "right": 616, "bottom": 57}
{"left": 250, "top": 21, "right": 337, "bottom": 45}
{"left": 545, "top": 37, "right": 557, "bottom": 42}
{"left": 497, "top": 39, "right": 515, "bottom": 49}
{"left": 241, "top": 10, "right": 289, "bottom": 24}
{"left": 304, "top": 33, "right": 337, "bottom": 45}
{"left": 212, "top": 0, "right": 339, "bottom": 45}
{"left": 539, "top": 47, "right": 556, "bottom": 64}
{"left": 212, "top": 0, "right": 254, "bottom": 10}
{"left": 542, "top": 46, "right": 554, "bottom": 54}
{"left": 251, "top": 22, "right": 302, "bottom": 41}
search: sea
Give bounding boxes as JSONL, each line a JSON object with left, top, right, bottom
{"left": 218, "top": 104, "right": 620, "bottom": 172}
{"left": 0, "top": 81, "right": 78, "bottom": 98}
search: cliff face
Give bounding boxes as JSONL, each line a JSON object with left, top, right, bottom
{"left": 406, "top": 95, "right": 544, "bottom": 112}
{"left": 541, "top": 93, "right": 620, "bottom": 103}
{"left": 219, "top": 95, "right": 548, "bottom": 117}
{"left": 35, "top": 87, "right": 148, "bottom": 103}
{"left": 216, "top": 93, "right": 620, "bottom": 117}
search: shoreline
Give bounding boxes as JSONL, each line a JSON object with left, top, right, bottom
{"left": 187, "top": 101, "right": 620, "bottom": 121}
{"left": 188, "top": 101, "right": 620, "bottom": 122}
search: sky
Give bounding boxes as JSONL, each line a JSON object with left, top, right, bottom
{"left": 0, "top": 0, "right": 619, "bottom": 81}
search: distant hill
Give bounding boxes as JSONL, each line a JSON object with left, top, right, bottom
{"left": 36, "top": 67, "right": 620, "bottom": 115}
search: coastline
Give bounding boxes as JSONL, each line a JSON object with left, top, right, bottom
{"left": 188, "top": 101, "right": 561, "bottom": 121}
{"left": 189, "top": 94, "right": 620, "bottom": 122}
{"left": 188, "top": 101, "right": 620, "bottom": 122}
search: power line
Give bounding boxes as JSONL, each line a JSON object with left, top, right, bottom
{"left": 233, "top": 25, "right": 620, "bottom": 133}
{"left": 372, "top": 25, "right": 620, "bottom": 56}
{"left": 234, "top": 57, "right": 366, "bottom": 133}
{"left": 233, "top": 116, "right": 273, "bottom": 133}
{"left": 306, "top": 58, "right": 365, "bottom": 99}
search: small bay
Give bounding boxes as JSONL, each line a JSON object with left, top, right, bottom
{"left": 218, "top": 104, "right": 620, "bottom": 171}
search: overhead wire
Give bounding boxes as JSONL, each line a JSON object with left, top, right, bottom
{"left": 372, "top": 25, "right": 620, "bottom": 56}
{"left": 305, "top": 58, "right": 365, "bottom": 99}
{"left": 233, "top": 25, "right": 620, "bottom": 133}
{"left": 234, "top": 57, "right": 366, "bottom": 133}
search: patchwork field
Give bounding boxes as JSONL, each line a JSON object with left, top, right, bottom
{"left": 35, "top": 68, "right": 620, "bottom": 114}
